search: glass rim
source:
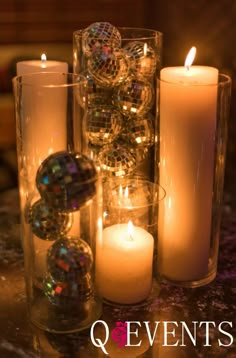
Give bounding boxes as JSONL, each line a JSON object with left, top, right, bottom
{"left": 73, "top": 26, "right": 162, "bottom": 41}
{"left": 12, "top": 72, "right": 84, "bottom": 88}
{"left": 158, "top": 72, "right": 232, "bottom": 87}
{"left": 103, "top": 177, "right": 166, "bottom": 207}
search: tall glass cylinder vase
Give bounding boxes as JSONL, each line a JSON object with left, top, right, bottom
{"left": 157, "top": 73, "right": 232, "bottom": 287}
{"left": 12, "top": 72, "right": 103, "bottom": 333}
{"left": 73, "top": 24, "right": 162, "bottom": 183}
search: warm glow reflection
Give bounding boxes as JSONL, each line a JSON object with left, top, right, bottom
{"left": 184, "top": 46, "right": 196, "bottom": 69}
{"left": 128, "top": 220, "right": 134, "bottom": 240}
{"left": 124, "top": 186, "right": 129, "bottom": 198}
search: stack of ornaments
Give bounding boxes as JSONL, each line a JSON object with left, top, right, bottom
{"left": 76, "top": 22, "right": 160, "bottom": 178}
{"left": 25, "top": 151, "right": 97, "bottom": 309}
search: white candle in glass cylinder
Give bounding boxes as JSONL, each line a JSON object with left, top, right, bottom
{"left": 159, "top": 47, "right": 218, "bottom": 281}
{"left": 96, "top": 221, "right": 154, "bottom": 304}
{"left": 16, "top": 55, "right": 69, "bottom": 185}
{"left": 16, "top": 56, "right": 73, "bottom": 277}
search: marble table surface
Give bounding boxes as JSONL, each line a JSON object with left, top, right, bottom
{"left": 0, "top": 189, "right": 235, "bottom": 357}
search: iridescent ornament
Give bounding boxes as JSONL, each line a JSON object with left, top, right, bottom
{"left": 86, "top": 105, "right": 123, "bottom": 146}
{"left": 82, "top": 22, "right": 121, "bottom": 57}
{"left": 77, "top": 71, "right": 113, "bottom": 109}
{"left": 47, "top": 237, "right": 93, "bottom": 281}
{"left": 44, "top": 273, "right": 93, "bottom": 307}
{"left": 26, "top": 199, "right": 72, "bottom": 240}
{"left": 98, "top": 142, "right": 136, "bottom": 177}
{"left": 88, "top": 47, "right": 129, "bottom": 87}
{"left": 113, "top": 77, "right": 154, "bottom": 117}
{"left": 36, "top": 151, "right": 97, "bottom": 212}
{"left": 126, "top": 114, "right": 155, "bottom": 147}
{"left": 124, "top": 41, "right": 157, "bottom": 79}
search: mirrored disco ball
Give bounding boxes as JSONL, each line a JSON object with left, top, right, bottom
{"left": 88, "top": 47, "right": 129, "bottom": 87}
{"left": 47, "top": 237, "right": 93, "bottom": 282}
{"left": 126, "top": 114, "right": 155, "bottom": 147}
{"left": 26, "top": 199, "right": 72, "bottom": 240}
{"left": 44, "top": 273, "right": 93, "bottom": 307}
{"left": 82, "top": 22, "right": 121, "bottom": 57}
{"left": 113, "top": 77, "right": 154, "bottom": 117}
{"left": 36, "top": 151, "right": 97, "bottom": 212}
{"left": 86, "top": 105, "right": 123, "bottom": 146}
{"left": 124, "top": 41, "right": 157, "bottom": 79}
{"left": 98, "top": 142, "right": 136, "bottom": 177}
{"left": 77, "top": 71, "right": 114, "bottom": 109}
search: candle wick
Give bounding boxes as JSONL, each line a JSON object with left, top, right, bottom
{"left": 128, "top": 233, "right": 134, "bottom": 241}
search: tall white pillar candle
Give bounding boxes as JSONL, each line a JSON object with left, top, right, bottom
{"left": 159, "top": 49, "right": 218, "bottom": 282}
{"left": 16, "top": 57, "right": 71, "bottom": 277}
{"left": 96, "top": 222, "right": 154, "bottom": 304}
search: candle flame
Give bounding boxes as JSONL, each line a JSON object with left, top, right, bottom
{"left": 128, "top": 220, "right": 134, "bottom": 240}
{"left": 184, "top": 46, "right": 196, "bottom": 69}
{"left": 41, "top": 53, "right": 47, "bottom": 68}
{"left": 143, "top": 43, "right": 147, "bottom": 56}
{"left": 41, "top": 53, "right": 47, "bottom": 61}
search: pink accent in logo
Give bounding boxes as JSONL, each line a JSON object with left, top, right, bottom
{"left": 111, "top": 321, "right": 128, "bottom": 348}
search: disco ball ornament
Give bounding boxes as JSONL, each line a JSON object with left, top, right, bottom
{"left": 88, "top": 47, "right": 129, "bottom": 87}
{"left": 113, "top": 77, "right": 154, "bottom": 117}
{"left": 98, "top": 142, "right": 136, "bottom": 177}
{"left": 36, "top": 151, "right": 97, "bottom": 212}
{"left": 86, "top": 105, "right": 123, "bottom": 146}
{"left": 82, "top": 22, "right": 121, "bottom": 57}
{"left": 44, "top": 273, "right": 93, "bottom": 307}
{"left": 47, "top": 237, "right": 93, "bottom": 282}
{"left": 78, "top": 71, "right": 113, "bottom": 109}
{"left": 124, "top": 41, "right": 157, "bottom": 79}
{"left": 126, "top": 114, "right": 155, "bottom": 147}
{"left": 26, "top": 199, "right": 72, "bottom": 240}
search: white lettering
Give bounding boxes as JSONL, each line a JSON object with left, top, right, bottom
{"left": 126, "top": 321, "right": 142, "bottom": 346}
{"left": 199, "top": 321, "right": 216, "bottom": 346}
{"left": 218, "top": 321, "right": 233, "bottom": 346}
{"left": 144, "top": 321, "right": 160, "bottom": 346}
{"left": 163, "top": 321, "right": 179, "bottom": 346}
{"left": 90, "top": 320, "right": 109, "bottom": 355}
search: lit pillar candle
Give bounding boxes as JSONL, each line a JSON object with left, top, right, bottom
{"left": 16, "top": 54, "right": 69, "bottom": 185}
{"left": 96, "top": 221, "right": 154, "bottom": 304}
{"left": 16, "top": 53, "right": 68, "bottom": 75}
{"left": 159, "top": 47, "right": 219, "bottom": 282}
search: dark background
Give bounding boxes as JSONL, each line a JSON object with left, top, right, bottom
{"left": 0, "top": 0, "right": 235, "bottom": 192}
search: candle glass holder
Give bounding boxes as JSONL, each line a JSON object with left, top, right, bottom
{"left": 157, "top": 73, "right": 232, "bottom": 287}
{"left": 12, "top": 72, "right": 103, "bottom": 333}
{"left": 96, "top": 177, "right": 166, "bottom": 306}
{"left": 73, "top": 25, "right": 162, "bottom": 182}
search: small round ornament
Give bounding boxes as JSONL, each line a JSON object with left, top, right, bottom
{"left": 44, "top": 273, "right": 93, "bottom": 307}
{"left": 113, "top": 77, "right": 154, "bottom": 117}
{"left": 88, "top": 47, "right": 129, "bottom": 87}
{"left": 124, "top": 41, "right": 157, "bottom": 79}
{"left": 26, "top": 199, "right": 72, "bottom": 240}
{"left": 126, "top": 114, "right": 155, "bottom": 147}
{"left": 36, "top": 151, "right": 97, "bottom": 212}
{"left": 98, "top": 141, "right": 136, "bottom": 177}
{"left": 47, "top": 237, "right": 93, "bottom": 282}
{"left": 86, "top": 105, "right": 123, "bottom": 146}
{"left": 78, "top": 71, "right": 113, "bottom": 109}
{"left": 82, "top": 22, "right": 121, "bottom": 57}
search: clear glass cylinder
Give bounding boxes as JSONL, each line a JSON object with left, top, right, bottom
{"left": 157, "top": 73, "right": 232, "bottom": 287}
{"left": 12, "top": 72, "right": 103, "bottom": 333}
{"left": 73, "top": 25, "right": 162, "bottom": 183}
{"left": 96, "top": 177, "right": 165, "bottom": 305}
